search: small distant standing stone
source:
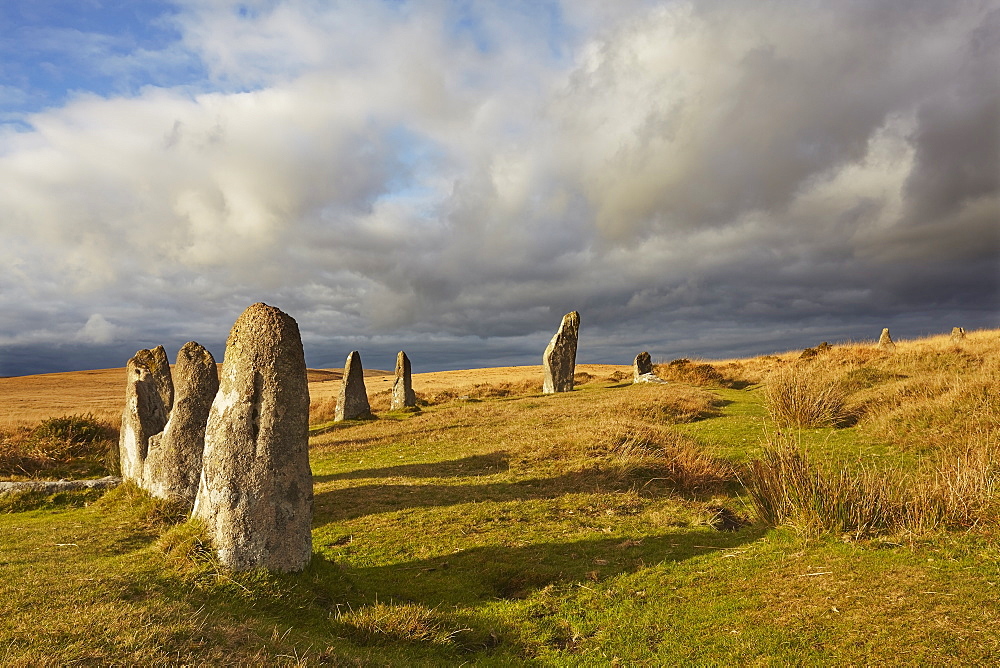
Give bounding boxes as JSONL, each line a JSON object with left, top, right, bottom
{"left": 192, "top": 303, "right": 313, "bottom": 573}
{"left": 633, "top": 352, "right": 653, "bottom": 382}
{"left": 543, "top": 311, "right": 580, "bottom": 394}
{"left": 878, "top": 328, "right": 895, "bottom": 351}
{"left": 390, "top": 351, "right": 416, "bottom": 410}
{"left": 119, "top": 349, "right": 171, "bottom": 484}
{"left": 144, "top": 342, "right": 219, "bottom": 507}
{"left": 951, "top": 327, "right": 966, "bottom": 342}
{"left": 335, "top": 350, "right": 371, "bottom": 420}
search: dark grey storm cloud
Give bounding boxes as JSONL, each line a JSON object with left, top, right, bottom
{"left": 0, "top": 0, "right": 997, "bottom": 376}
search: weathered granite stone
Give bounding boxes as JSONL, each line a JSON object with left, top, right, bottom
{"left": 119, "top": 350, "right": 171, "bottom": 484}
{"left": 335, "top": 351, "right": 371, "bottom": 421}
{"left": 542, "top": 311, "right": 580, "bottom": 394}
{"left": 633, "top": 352, "right": 653, "bottom": 382}
{"left": 951, "top": 326, "right": 966, "bottom": 342}
{"left": 878, "top": 327, "right": 895, "bottom": 351}
{"left": 390, "top": 351, "right": 416, "bottom": 410}
{"left": 132, "top": 345, "right": 174, "bottom": 414}
{"left": 192, "top": 303, "right": 313, "bottom": 572}
{"left": 144, "top": 342, "right": 219, "bottom": 507}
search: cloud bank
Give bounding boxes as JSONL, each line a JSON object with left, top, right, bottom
{"left": 1, "top": 0, "right": 997, "bottom": 375}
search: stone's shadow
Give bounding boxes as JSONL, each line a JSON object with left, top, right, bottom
{"left": 310, "top": 423, "right": 465, "bottom": 447}
{"left": 314, "top": 453, "right": 510, "bottom": 482}
{"left": 324, "top": 526, "right": 765, "bottom": 609}
{"left": 312, "top": 467, "right": 720, "bottom": 525}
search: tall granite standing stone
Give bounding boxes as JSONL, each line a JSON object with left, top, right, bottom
{"left": 144, "top": 342, "right": 219, "bottom": 507}
{"left": 132, "top": 345, "right": 174, "bottom": 414}
{"left": 192, "top": 303, "right": 313, "bottom": 573}
{"left": 633, "top": 352, "right": 653, "bottom": 381}
{"left": 878, "top": 327, "right": 895, "bottom": 351}
{"left": 542, "top": 311, "right": 580, "bottom": 394}
{"left": 119, "top": 348, "right": 171, "bottom": 484}
{"left": 390, "top": 351, "right": 416, "bottom": 410}
{"left": 951, "top": 326, "right": 966, "bottom": 342}
{"left": 335, "top": 351, "right": 371, "bottom": 420}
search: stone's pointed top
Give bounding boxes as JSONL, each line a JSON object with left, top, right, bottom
{"left": 633, "top": 351, "right": 653, "bottom": 382}
{"left": 391, "top": 351, "right": 416, "bottom": 410}
{"left": 877, "top": 327, "right": 895, "bottom": 351}
{"left": 543, "top": 311, "right": 581, "bottom": 394}
{"left": 119, "top": 351, "right": 171, "bottom": 484}
{"left": 132, "top": 344, "right": 173, "bottom": 413}
{"left": 336, "top": 350, "right": 371, "bottom": 421}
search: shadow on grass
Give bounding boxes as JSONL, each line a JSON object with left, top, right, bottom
{"left": 314, "top": 453, "right": 510, "bottom": 482}
{"left": 313, "top": 468, "right": 725, "bottom": 525}
{"left": 315, "top": 526, "right": 764, "bottom": 659}
{"left": 330, "top": 526, "right": 765, "bottom": 607}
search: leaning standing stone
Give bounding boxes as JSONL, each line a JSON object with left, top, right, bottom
{"left": 633, "top": 352, "right": 653, "bottom": 382}
{"left": 144, "top": 342, "right": 219, "bottom": 508}
{"left": 390, "top": 351, "right": 416, "bottom": 410}
{"left": 119, "top": 350, "right": 171, "bottom": 484}
{"left": 542, "top": 311, "right": 580, "bottom": 394}
{"left": 193, "top": 303, "right": 313, "bottom": 573}
{"left": 877, "top": 328, "right": 895, "bottom": 351}
{"left": 335, "top": 351, "right": 371, "bottom": 420}
{"left": 951, "top": 327, "right": 966, "bottom": 342}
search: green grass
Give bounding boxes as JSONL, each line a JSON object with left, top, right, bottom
{"left": 2, "top": 336, "right": 999, "bottom": 664}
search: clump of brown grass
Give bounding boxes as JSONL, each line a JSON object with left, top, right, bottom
{"left": 0, "top": 414, "right": 117, "bottom": 479}
{"left": 309, "top": 397, "right": 338, "bottom": 425}
{"left": 742, "top": 432, "right": 1000, "bottom": 538}
{"left": 590, "top": 420, "right": 734, "bottom": 494}
{"left": 764, "top": 366, "right": 853, "bottom": 428}
{"left": 653, "top": 358, "right": 751, "bottom": 388}
{"left": 622, "top": 384, "right": 724, "bottom": 424}
{"left": 740, "top": 439, "right": 898, "bottom": 538}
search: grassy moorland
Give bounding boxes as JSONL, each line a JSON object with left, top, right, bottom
{"left": 1, "top": 330, "right": 998, "bottom": 665}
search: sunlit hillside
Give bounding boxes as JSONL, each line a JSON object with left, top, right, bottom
{"left": 1, "top": 329, "right": 998, "bottom": 664}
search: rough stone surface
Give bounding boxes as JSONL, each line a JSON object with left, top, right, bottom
{"left": 132, "top": 345, "right": 174, "bottom": 413}
{"left": 878, "top": 327, "right": 895, "bottom": 351}
{"left": 335, "top": 351, "right": 371, "bottom": 421}
{"left": 951, "top": 326, "right": 966, "bottom": 341}
{"left": 633, "top": 352, "right": 653, "bottom": 382}
{"left": 634, "top": 372, "right": 667, "bottom": 384}
{"left": 145, "top": 342, "right": 219, "bottom": 507}
{"left": 192, "top": 303, "right": 313, "bottom": 573}
{"left": 542, "top": 311, "right": 580, "bottom": 394}
{"left": 119, "top": 349, "right": 171, "bottom": 484}
{"left": 0, "top": 476, "right": 121, "bottom": 496}
{"left": 390, "top": 351, "right": 416, "bottom": 410}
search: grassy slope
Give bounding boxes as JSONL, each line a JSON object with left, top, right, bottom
{"left": 2, "top": 331, "right": 999, "bottom": 664}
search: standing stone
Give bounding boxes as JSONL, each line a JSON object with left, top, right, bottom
{"left": 390, "top": 351, "right": 416, "bottom": 410}
{"left": 132, "top": 345, "right": 174, "bottom": 414}
{"left": 877, "top": 328, "right": 895, "bottom": 351}
{"left": 335, "top": 351, "right": 371, "bottom": 421}
{"left": 192, "top": 303, "right": 312, "bottom": 573}
{"left": 542, "top": 311, "right": 580, "bottom": 394}
{"left": 633, "top": 352, "right": 653, "bottom": 382}
{"left": 144, "top": 342, "right": 219, "bottom": 507}
{"left": 951, "top": 326, "right": 966, "bottom": 342}
{"left": 119, "top": 349, "right": 171, "bottom": 484}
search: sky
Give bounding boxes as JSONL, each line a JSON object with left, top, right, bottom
{"left": 1, "top": 0, "right": 998, "bottom": 376}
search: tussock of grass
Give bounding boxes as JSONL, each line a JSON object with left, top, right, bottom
{"left": 0, "top": 413, "right": 117, "bottom": 479}
{"left": 764, "top": 366, "right": 853, "bottom": 428}
{"left": 743, "top": 436, "right": 1000, "bottom": 538}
